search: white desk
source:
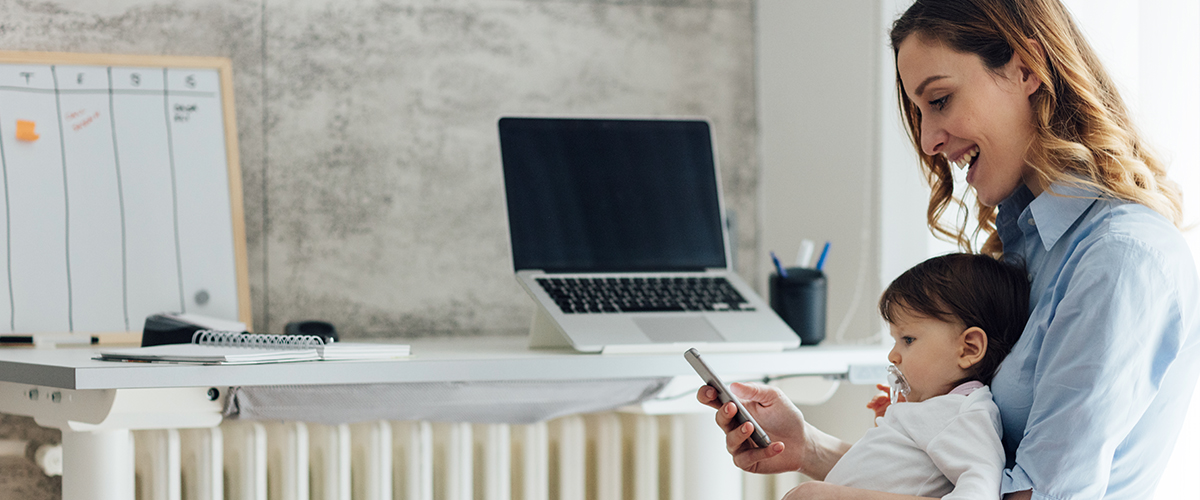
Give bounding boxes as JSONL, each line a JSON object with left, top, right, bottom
{"left": 0, "top": 336, "right": 888, "bottom": 499}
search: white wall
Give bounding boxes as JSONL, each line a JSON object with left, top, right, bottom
{"left": 757, "top": 0, "right": 885, "bottom": 348}
{"left": 754, "top": 0, "right": 888, "bottom": 476}
{"left": 878, "top": 0, "right": 946, "bottom": 289}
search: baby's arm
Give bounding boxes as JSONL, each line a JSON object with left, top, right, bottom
{"left": 925, "top": 402, "right": 1005, "bottom": 500}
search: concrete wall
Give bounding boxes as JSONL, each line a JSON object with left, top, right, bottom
{"left": 0, "top": 0, "right": 760, "bottom": 339}
{"left": 0, "top": 0, "right": 758, "bottom": 497}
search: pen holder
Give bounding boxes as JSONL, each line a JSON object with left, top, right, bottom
{"left": 769, "top": 267, "right": 827, "bottom": 345}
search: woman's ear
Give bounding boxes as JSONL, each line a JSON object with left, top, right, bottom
{"left": 1017, "top": 38, "right": 1045, "bottom": 97}
{"left": 958, "top": 327, "right": 988, "bottom": 370}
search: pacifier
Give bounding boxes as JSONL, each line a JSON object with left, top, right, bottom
{"left": 886, "top": 364, "right": 911, "bottom": 404}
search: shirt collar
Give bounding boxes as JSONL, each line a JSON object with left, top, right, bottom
{"left": 997, "top": 185, "right": 1035, "bottom": 252}
{"left": 949, "top": 380, "right": 984, "bottom": 396}
{"left": 1025, "top": 182, "right": 1101, "bottom": 251}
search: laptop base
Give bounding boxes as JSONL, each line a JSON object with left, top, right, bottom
{"left": 527, "top": 304, "right": 792, "bottom": 355}
{"left": 528, "top": 307, "right": 579, "bottom": 351}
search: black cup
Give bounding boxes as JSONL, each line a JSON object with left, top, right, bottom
{"left": 769, "top": 267, "right": 827, "bottom": 345}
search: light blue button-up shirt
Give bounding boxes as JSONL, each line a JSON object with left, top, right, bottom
{"left": 992, "top": 183, "right": 1200, "bottom": 499}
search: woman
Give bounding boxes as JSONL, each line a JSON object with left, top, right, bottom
{"left": 700, "top": 0, "right": 1200, "bottom": 498}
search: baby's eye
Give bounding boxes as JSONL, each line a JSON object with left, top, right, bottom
{"left": 902, "top": 336, "right": 915, "bottom": 345}
{"left": 929, "top": 95, "right": 949, "bottom": 111}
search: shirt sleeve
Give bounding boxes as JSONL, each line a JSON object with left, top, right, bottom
{"left": 926, "top": 400, "right": 1004, "bottom": 500}
{"left": 1002, "top": 234, "right": 1185, "bottom": 498}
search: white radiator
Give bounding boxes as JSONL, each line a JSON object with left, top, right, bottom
{"left": 128, "top": 412, "right": 785, "bottom": 500}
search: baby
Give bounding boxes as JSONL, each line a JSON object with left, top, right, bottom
{"left": 793, "top": 253, "right": 1029, "bottom": 499}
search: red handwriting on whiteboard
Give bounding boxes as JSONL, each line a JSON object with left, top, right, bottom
{"left": 65, "top": 109, "right": 102, "bottom": 132}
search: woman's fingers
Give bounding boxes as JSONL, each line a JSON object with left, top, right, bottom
{"left": 732, "top": 440, "right": 786, "bottom": 472}
{"left": 703, "top": 385, "right": 764, "bottom": 454}
{"left": 725, "top": 418, "right": 783, "bottom": 465}
{"left": 728, "top": 381, "right": 776, "bottom": 405}
{"left": 696, "top": 385, "right": 721, "bottom": 409}
{"left": 724, "top": 415, "right": 755, "bottom": 454}
{"left": 701, "top": 381, "right": 806, "bottom": 475}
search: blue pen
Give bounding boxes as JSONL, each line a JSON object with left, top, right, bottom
{"left": 815, "top": 241, "right": 831, "bottom": 271}
{"left": 770, "top": 251, "right": 788, "bottom": 278}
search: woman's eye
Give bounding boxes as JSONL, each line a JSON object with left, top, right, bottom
{"left": 929, "top": 95, "right": 949, "bottom": 111}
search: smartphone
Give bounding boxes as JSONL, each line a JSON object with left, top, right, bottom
{"left": 684, "top": 348, "right": 771, "bottom": 448}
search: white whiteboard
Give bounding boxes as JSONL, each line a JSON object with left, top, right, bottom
{"left": 0, "top": 52, "right": 250, "bottom": 335}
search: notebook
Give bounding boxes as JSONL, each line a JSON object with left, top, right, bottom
{"left": 498, "top": 117, "right": 800, "bottom": 353}
{"left": 96, "top": 330, "right": 411, "bottom": 365}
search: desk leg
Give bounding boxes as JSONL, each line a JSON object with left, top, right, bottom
{"left": 61, "top": 429, "right": 135, "bottom": 500}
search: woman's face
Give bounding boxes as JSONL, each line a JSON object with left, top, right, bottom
{"left": 896, "top": 35, "right": 1043, "bottom": 206}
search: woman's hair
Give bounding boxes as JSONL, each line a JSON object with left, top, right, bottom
{"left": 890, "top": 0, "right": 1183, "bottom": 256}
{"left": 879, "top": 253, "right": 1030, "bottom": 385}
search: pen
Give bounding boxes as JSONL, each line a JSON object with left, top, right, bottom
{"left": 796, "top": 239, "right": 815, "bottom": 267}
{"left": 770, "top": 251, "right": 788, "bottom": 278}
{"left": 815, "top": 241, "right": 831, "bottom": 271}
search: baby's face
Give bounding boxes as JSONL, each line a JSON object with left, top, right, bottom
{"left": 886, "top": 310, "right": 970, "bottom": 402}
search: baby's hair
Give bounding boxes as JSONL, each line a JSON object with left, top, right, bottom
{"left": 879, "top": 253, "right": 1030, "bottom": 385}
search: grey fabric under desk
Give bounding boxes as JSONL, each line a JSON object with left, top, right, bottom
{"left": 223, "top": 377, "right": 670, "bottom": 424}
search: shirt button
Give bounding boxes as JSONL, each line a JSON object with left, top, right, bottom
{"left": 1027, "top": 218, "right": 1036, "bottom": 226}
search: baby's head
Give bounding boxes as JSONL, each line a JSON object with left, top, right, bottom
{"left": 878, "top": 253, "right": 1030, "bottom": 401}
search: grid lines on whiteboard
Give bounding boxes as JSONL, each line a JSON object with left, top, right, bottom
{"left": 0, "top": 62, "right": 240, "bottom": 334}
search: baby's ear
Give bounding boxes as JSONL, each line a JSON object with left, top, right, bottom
{"left": 958, "top": 327, "right": 988, "bottom": 370}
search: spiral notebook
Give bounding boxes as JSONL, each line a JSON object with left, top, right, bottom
{"left": 96, "top": 330, "right": 411, "bottom": 365}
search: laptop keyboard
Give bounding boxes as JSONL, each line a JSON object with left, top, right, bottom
{"left": 535, "top": 277, "right": 753, "bottom": 314}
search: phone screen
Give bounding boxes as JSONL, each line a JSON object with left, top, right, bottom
{"left": 684, "top": 348, "right": 771, "bottom": 447}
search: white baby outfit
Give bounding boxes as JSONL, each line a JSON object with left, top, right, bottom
{"left": 823, "top": 383, "right": 1004, "bottom": 499}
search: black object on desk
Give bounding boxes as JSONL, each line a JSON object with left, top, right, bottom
{"left": 141, "top": 314, "right": 238, "bottom": 347}
{"left": 284, "top": 320, "right": 338, "bottom": 344}
{"left": 142, "top": 314, "right": 200, "bottom": 347}
{"left": 769, "top": 268, "right": 826, "bottom": 345}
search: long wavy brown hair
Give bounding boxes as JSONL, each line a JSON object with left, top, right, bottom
{"left": 890, "top": 0, "right": 1183, "bottom": 256}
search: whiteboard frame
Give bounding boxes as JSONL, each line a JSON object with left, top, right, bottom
{"left": 0, "top": 51, "right": 252, "bottom": 332}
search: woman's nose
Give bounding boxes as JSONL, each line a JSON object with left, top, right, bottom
{"left": 920, "top": 118, "right": 947, "bottom": 157}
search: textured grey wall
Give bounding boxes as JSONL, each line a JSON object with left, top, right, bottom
{"left": 259, "top": 0, "right": 760, "bottom": 338}
{"left": 0, "top": 0, "right": 758, "bottom": 339}
{"left": 0, "top": 0, "right": 758, "bottom": 497}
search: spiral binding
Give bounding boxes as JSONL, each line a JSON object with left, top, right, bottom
{"left": 191, "top": 329, "right": 326, "bottom": 349}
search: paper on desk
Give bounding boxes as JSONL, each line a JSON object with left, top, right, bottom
{"left": 96, "top": 341, "right": 410, "bottom": 365}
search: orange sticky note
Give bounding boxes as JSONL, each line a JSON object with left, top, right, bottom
{"left": 15, "top": 120, "right": 39, "bottom": 142}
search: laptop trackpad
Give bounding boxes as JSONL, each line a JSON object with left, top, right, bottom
{"left": 634, "top": 317, "right": 726, "bottom": 343}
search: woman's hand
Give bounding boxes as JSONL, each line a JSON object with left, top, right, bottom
{"left": 696, "top": 381, "right": 809, "bottom": 475}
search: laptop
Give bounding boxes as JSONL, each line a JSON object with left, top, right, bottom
{"left": 498, "top": 117, "right": 800, "bottom": 353}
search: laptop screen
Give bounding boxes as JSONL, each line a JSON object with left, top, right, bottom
{"left": 499, "top": 117, "right": 728, "bottom": 273}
